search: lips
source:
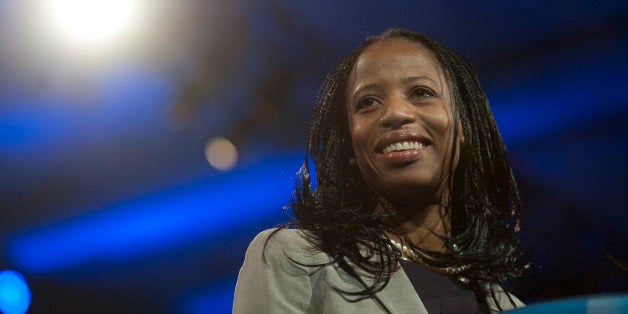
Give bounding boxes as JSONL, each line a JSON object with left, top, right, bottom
{"left": 382, "top": 141, "right": 425, "bottom": 154}
{"left": 374, "top": 131, "right": 431, "bottom": 164}
{"left": 376, "top": 131, "right": 431, "bottom": 154}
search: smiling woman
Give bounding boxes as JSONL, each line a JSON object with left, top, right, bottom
{"left": 233, "top": 29, "right": 525, "bottom": 313}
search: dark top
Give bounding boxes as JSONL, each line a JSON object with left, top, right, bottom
{"left": 400, "top": 260, "right": 488, "bottom": 313}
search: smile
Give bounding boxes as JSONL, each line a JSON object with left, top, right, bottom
{"left": 382, "top": 141, "right": 425, "bottom": 154}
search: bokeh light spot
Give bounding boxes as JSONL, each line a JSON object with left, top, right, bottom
{"left": 0, "top": 271, "right": 31, "bottom": 314}
{"left": 205, "top": 137, "right": 238, "bottom": 171}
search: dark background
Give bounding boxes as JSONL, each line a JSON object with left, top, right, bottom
{"left": 0, "top": 0, "right": 626, "bottom": 312}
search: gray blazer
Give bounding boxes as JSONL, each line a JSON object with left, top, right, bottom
{"left": 233, "top": 229, "right": 524, "bottom": 313}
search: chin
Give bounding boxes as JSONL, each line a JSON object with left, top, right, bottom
{"left": 376, "top": 179, "right": 440, "bottom": 205}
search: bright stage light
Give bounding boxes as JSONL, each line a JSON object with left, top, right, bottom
{"left": 48, "top": 0, "right": 138, "bottom": 44}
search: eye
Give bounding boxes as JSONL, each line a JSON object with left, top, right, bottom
{"left": 412, "top": 87, "right": 436, "bottom": 99}
{"left": 354, "top": 96, "right": 379, "bottom": 112}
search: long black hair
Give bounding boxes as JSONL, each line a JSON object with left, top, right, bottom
{"left": 276, "top": 28, "right": 523, "bottom": 310}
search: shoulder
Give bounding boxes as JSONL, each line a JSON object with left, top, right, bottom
{"left": 249, "top": 228, "right": 311, "bottom": 249}
{"left": 234, "top": 228, "right": 327, "bottom": 312}
{"left": 246, "top": 228, "right": 315, "bottom": 256}
{"left": 244, "top": 228, "right": 330, "bottom": 272}
{"left": 485, "top": 284, "right": 525, "bottom": 312}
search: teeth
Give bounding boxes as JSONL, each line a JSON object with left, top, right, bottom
{"left": 382, "top": 141, "right": 425, "bottom": 154}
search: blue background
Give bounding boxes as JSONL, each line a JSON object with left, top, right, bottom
{"left": 0, "top": 1, "right": 626, "bottom": 312}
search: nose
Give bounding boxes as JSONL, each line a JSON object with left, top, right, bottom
{"left": 378, "top": 95, "right": 416, "bottom": 129}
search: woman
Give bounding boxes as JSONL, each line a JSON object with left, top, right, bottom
{"left": 233, "top": 29, "right": 525, "bottom": 313}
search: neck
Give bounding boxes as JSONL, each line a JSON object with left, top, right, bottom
{"left": 382, "top": 202, "right": 449, "bottom": 252}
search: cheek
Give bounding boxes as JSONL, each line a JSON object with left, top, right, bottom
{"left": 436, "top": 110, "right": 458, "bottom": 171}
{"left": 433, "top": 104, "right": 453, "bottom": 130}
{"left": 424, "top": 105, "right": 456, "bottom": 166}
{"left": 349, "top": 119, "right": 369, "bottom": 153}
{"left": 430, "top": 103, "right": 455, "bottom": 140}
{"left": 349, "top": 122, "right": 377, "bottom": 177}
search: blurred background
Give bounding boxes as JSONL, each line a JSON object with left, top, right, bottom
{"left": 0, "top": 0, "right": 626, "bottom": 313}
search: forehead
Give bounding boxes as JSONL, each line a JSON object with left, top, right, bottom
{"left": 351, "top": 38, "right": 444, "bottom": 82}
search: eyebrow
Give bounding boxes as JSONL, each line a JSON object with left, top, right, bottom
{"left": 350, "top": 82, "right": 380, "bottom": 97}
{"left": 402, "top": 75, "right": 439, "bottom": 86}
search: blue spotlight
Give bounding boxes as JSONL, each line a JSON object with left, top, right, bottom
{"left": 7, "top": 153, "right": 303, "bottom": 273}
{"left": 491, "top": 40, "right": 628, "bottom": 144}
{"left": 0, "top": 271, "right": 31, "bottom": 314}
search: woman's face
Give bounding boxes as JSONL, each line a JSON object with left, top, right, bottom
{"left": 346, "top": 38, "right": 456, "bottom": 207}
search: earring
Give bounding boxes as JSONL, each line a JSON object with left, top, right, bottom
{"left": 348, "top": 158, "right": 356, "bottom": 165}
